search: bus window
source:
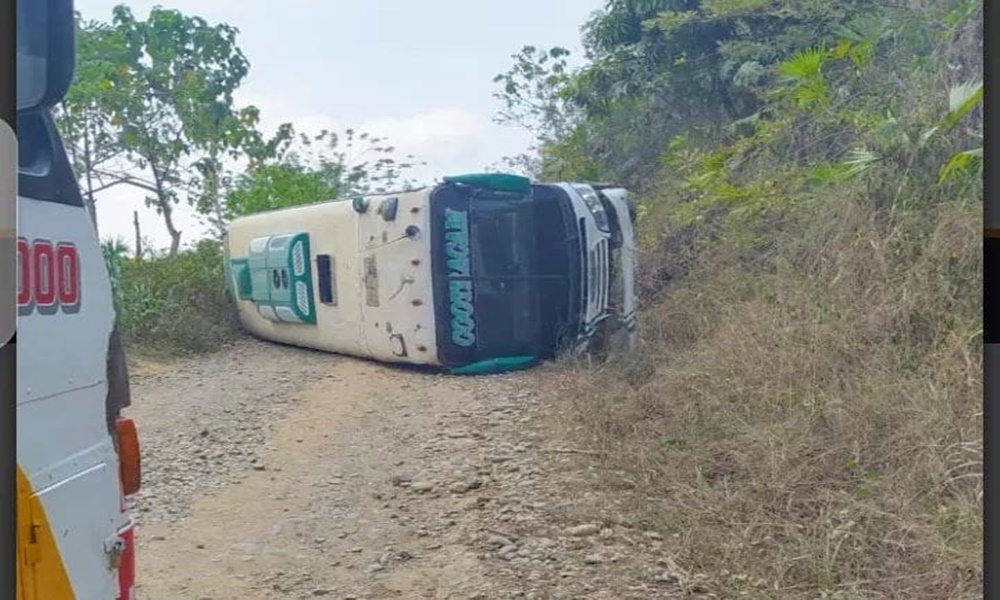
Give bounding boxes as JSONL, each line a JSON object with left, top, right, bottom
{"left": 316, "top": 254, "right": 338, "bottom": 305}
{"left": 469, "top": 203, "right": 541, "bottom": 358}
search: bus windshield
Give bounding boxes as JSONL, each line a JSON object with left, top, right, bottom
{"left": 429, "top": 184, "right": 543, "bottom": 368}
{"left": 467, "top": 201, "right": 540, "bottom": 357}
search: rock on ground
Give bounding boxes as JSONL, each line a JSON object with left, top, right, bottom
{"left": 127, "top": 339, "right": 682, "bottom": 599}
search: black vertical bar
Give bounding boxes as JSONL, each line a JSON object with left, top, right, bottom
{"left": 983, "top": 0, "right": 997, "bottom": 594}
{"left": 984, "top": 343, "right": 997, "bottom": 600}
{"left": 0, "top": 0, "right": 15, "bottom": 594}
{"left": 987, "top": 239, "right": 998, "bottom": 344}
{"left": 0, "top": 0, "right": 13, "bottom": 126}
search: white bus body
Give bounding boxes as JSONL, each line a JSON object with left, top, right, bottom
{"left": 225, "top": 174, "right": 637, "bottom": 374}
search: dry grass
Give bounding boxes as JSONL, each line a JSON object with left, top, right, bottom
{"left": 556, "top": 194, "right": 981, "bottom": 598}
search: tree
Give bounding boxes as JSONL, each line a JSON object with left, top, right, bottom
{"left": 96, "top": 5, "right": 255, "bottom": 255}
{"left": 54, "top": 14, "right": 134, "bottom": 231}
{"left": 491, "top": 45, "right": 593, "bottom": 181}
{"left": 187, "top": 104, "right": 272, "bottom": 237}
{"left": 225, "top": 127, "right": 423, "bottom": 219}
{"left": 491, "top": 0, "right": 889, "bottom": 188}
{"left": 492, "top": 45, "right": 579, "bottom": 146}
{"left": 225, "top": 162, "right": 341, "bottom": 218}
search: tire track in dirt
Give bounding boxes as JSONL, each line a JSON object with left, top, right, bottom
{"left": 132, "top": 347, "right": 501, "bottom": 599}
{"left": 128, "top": 340, "right": 683, "bottom": 599}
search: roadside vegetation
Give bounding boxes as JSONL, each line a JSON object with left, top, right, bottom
{"left": 67, "top": 5, "right": 422, "bottom": 353}
{"left": 490, "top": 0, "right": 981, "bottom": 596}
{"left": 68, "top": 0, "right": 981, "bottom": 595}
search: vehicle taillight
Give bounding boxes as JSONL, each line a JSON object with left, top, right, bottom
{"left": 116, "top": 522, "right": 135, "bottom": 600}
{"left": 115, "top": 417, "right": 141, "bottom": 496}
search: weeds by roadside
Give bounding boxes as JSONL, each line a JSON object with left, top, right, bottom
{"left": 558, "top": 187, "right": 980, "bottom": 599}
{"left": 103, "top": 238, "right": 242, "bottom": 355}
{"left": 549, "top": 3, "right": 981, "bottom": 596}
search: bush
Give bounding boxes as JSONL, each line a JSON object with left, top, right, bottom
{"left": 106, "top": 239, "right": 241, "bottom": 355}
{"left": 562, "top": 193, "right": 980, "bottom": 597}
{"left": 549, "top": 2, "right": 981, "bottom": 597}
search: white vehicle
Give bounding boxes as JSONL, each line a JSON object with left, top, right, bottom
{"left": 225, "top": 173, "right": 637, "bottom": 374}
{"left": 15, "top": 1, "right": 140, "bottom": 599}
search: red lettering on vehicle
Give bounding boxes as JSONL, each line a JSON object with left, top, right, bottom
{"left": 16, "top": 238, "right": 30, "bottom": 307}
{"left": 17, "top": 238, "right": 81, "bottom": 315}
{"left": 57, "top": 243, "right": 80, "bottom": 306}
{"left": 33, "top": 241, "right": 56, "bottom": 307}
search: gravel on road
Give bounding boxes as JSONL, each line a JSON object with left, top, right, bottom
{"left": 127, "top": 339, "right": 687, "bottom": 599}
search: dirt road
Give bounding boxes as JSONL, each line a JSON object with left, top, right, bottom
{"left": 127, "top": 340, "right": 682, "bottom": 599}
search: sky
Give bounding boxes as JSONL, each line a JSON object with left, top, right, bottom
{"left": 75, "top": 0, "right": 607, "bottom": 252}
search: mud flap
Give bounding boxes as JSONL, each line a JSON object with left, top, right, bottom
{"left": 105, "top": 326, "right": 131, "bottom": 435}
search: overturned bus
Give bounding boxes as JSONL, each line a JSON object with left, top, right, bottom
{"left": 224, "top": 173, "right": 636, "bottom": 374}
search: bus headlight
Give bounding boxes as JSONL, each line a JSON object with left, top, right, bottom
{"left": 573, "top": 185, "right": 610, "bottom": 233}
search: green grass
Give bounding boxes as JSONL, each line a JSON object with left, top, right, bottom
{"left": 559, "top": 192, "right": 980, "bottom": 598}
{"left": 106, "top": 239, "right": 242, "bottom": 356}
{"left": 550, "top": 6, "right": 981, "bottom": 595}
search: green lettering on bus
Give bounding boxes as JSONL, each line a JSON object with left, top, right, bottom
{"left": 444, "top": 208, "right": 475, "bottom": 347}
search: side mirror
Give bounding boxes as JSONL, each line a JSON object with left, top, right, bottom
{"left": 17, "top": 0, "right": 75, "bottom": 112}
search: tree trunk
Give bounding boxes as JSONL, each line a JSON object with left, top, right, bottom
{"left": 206, "top": 155, "right": 226, "bottom": 238}
{"left": 211, "top": 186, "right": 225, "bottom": 237}
{"left": 163, "top": 202, "right": 182, "bottom": 256}
{"left": 133, "top": 210, "right": 143, "bottom": 259}
{"left": 85, "top": 191, "right": 99, "bottom": 234}
{"left": 149, "top": 160, "right": 183, "bottom": 256}
{"left": 82, "top": 117, "right": 99, "bottom": 233}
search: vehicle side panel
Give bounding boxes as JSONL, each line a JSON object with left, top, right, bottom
{"left": 599, "top": 188, "right": 638, "bottom": 349}
{"left": 17, "top": 197, "right": 125, "bottom": 599}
